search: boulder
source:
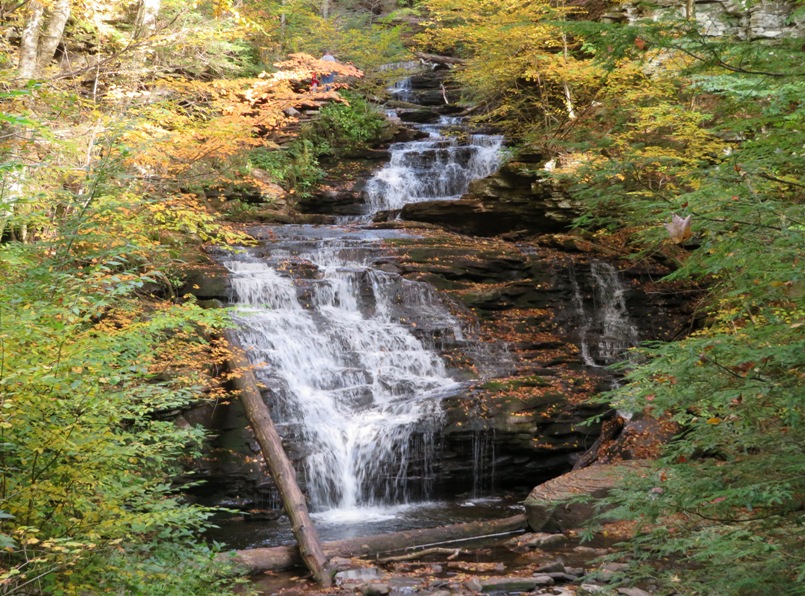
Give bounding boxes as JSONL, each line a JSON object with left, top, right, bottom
{"left": 397, "top": 109, "right": 442, "bottom": 123}
{"left": 524, "top": 461, "right": 650, "bottom": 531}
{"left": 521, "top": 533, "right": 568, "bottom": 548}
{"left": 535, "top": 561, "right": 567, "bottom": 574}
{"left": 334, "top": 567, "right": 387, "bottom": 584}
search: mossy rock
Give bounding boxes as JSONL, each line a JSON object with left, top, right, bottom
{"left": 481, "top": 375, "right": 551, "bottom": 391}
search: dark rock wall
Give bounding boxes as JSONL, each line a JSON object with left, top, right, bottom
{"left": 398, "top": 158, "right": 580, "bottom": 236}
{"left": 384, "top": 230, "right": 692, "bottom": 493}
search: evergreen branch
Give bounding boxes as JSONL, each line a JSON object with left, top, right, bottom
{"left": 696, "top": 213, "right": 797, "bottom": 233}
{"left": 621, "top": 163, "right": 788, "bottom": 231}
{"left": 661, "top": 28, "right": 795, "bottom": 78}
{"left": 697, "top": 353, "right": 771, "bottom": 384}
{"left": 679, "top": 506, "right": 786, "bottom": 524}
{"left": 756, "top": 172, "right": 805, "bottom": 191}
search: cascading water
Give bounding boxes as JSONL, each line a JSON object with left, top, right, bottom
{"left": 224, "top": 229, "right": 472, "bottom": 518}
{"left": 570, "top": 261, "right": 640, "bottom": 368}
{"left": 363, "top": 117, "right": 503, "bottom": 214}
{"left": 389, "top": 77, "right": 415, "bottom": 103}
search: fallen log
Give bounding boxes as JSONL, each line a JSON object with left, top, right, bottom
{"left": 414, "top": 52, "right": 466, "bottom": 66}
{"left": 227, "top": 513, "right": 527, "bottom": 574}
{"left": 224, "top": 330, "right": 331, "bottom": 586}
{"left": 380, "top": 547, "right": 464, "bottom": 563}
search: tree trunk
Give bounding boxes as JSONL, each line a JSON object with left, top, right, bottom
{"left": 36, "top": 0, "right": 71, "bottom": 71}
{"left": 223, "top": 330, "right": 331, "bottom": 586}
{"left": 685, "top": 0, "right": 695, "bottom": 19}
{"left": 229, "top": 514, "right": 527, "bottom": 573}
{"left": 321, "top": 0, "right": 330, "bottom": 18}
{"left": 572, "top": 417, "right": 623, "bottom": 471}
{"left": 131, "top": 0, "right": 161, "bottom": 68}
{"left": 134, "top": 0, "right": 161, "bottom": 39}
{"left": 17, "top": 0, "right": 44, "bottom": 80}
{"left": 561, "top": 31, "right": 576, "bottom": 120}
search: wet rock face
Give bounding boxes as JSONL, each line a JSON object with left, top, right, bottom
{"left": 399, "top": 158, "right": 581, "bottom": 236}
{"left": 180, "top": 66, "right": 697, "bottom": 507}
{"left": 180, "top": 261, "right": 230, "bottom": 300}
{"left": 395, "top": 69, "right": 461, "bottom": 107}
{"left": 181, "top": 229, "right": 694, "bottom": 507}
{"left": 386, "top": 232, "right": 693, "bottom": 492}
{"left": 182, "top": 400, "right": 276, "bottom": 510}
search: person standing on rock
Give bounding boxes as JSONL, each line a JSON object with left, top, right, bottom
{"left": 320, "top": 50, "right": 337, "bottom": 90}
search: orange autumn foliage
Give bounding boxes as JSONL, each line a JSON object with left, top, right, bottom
{"left": 115, "top": 54, "right": 363, "bottom": 198}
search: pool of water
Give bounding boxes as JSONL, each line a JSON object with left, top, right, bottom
{"left": 205, "top": 496, "right": 524, "bottom": 550}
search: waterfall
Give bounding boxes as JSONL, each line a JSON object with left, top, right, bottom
{"left": 570, "top": 261, "right": 640, "bottom": 368}
{"left": 390, "top": 77, "right": 415, "bottom": 103}
{"left": 223, "top": 231, "right": 466, "bottom": 515}
{"left": 364, "top": 119, "right": 503, "bottom": 214}
{"left": 471, "top": 429, "right": 496, "bottom": 498}
{"left": 220, "top": 84, "right": 506, "bottom": 521}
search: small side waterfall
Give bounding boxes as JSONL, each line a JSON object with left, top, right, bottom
{"left": 364, "top": 119, "right": 503, "bottom": 214}
{"left": 224, "top": 231, "right": 467, "bottom": 516}
{"left": 471, "top": 429, "right": 496, "bottom": 498}
{"left": 570, "top": 261, "right": 640, "bottom": 368}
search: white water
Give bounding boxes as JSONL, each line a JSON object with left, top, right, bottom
{"left": 223, "top": 97, "right": 506, "bottom": 516}
{"left": 390, "top": 77, "right": 415, "bottom": 103}
{"left": 570, "top": 261, "right": 640, "bottom": 367}
{"left": 364, "top": 119, "right": 503, "bottom": 213}
{"left": 224, "top": 236, "right": 465, "bottom": 512}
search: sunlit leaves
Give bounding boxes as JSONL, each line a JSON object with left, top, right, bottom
{"left": 0, "top": 236, "right": 236, "bottom": 591}
{"left": 420, "top": 0, "right": 601, "bottom": 138}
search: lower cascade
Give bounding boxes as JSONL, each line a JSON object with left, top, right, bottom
{"left": 223, "top": 230, "right": 467, "bottom": 516}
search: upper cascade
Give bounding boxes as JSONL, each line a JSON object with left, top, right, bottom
{"left": 364, "top": 117, "right": 503, "bottom": 215}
